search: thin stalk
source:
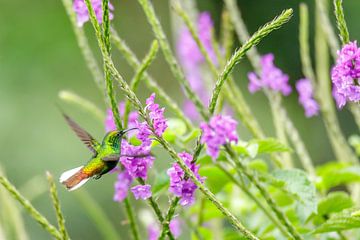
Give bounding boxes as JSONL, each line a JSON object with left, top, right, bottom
{"left": 110, "top": 29, "right": 193, "bottom": 130}
{"left": 75, "top": 190, "right": 122, "bottom": 240}
{"left": 208, "top": 9, "right": 293, "bottom": 114}
{"left": 280, "top": 109, "right": 316, "bottom": 178}
{"left": 58, "top": 90, "right": 105, "bottom": 122}
{"left": 61, "top": 0, "right": 104, "bottom": 94}
{"left": 299, "top": 3, "right": 316, "bottom": 86}
{"left": 350, "top": 104, "right": 360, "bottom": 130}
{"left": 224, "top": 146, "right": 304, "bottom": 240}
{"left": 123, "top": 198, "right": 140, "bottom": 240}
{"left": 315, "top": 0, "right": 358, "bottom": 164}
{"left": 124, "top": 40, "right": 159, "bottom": 127}
{"left": 102, "top": 0, "right": 122, "bottom": 130}
{"left": 217, "top": 163, "right": 290, "bottom": 238}
{"left": 137, "top": 0, "right": 209, "bottom": 120}
{"left": 86, "top": 1, "right": 257, "bottom": 238}
{"left": 158, "top": 197, "right": 180, "bottom": 240}
{"left": 0, "top": 176, "right": 62, "bottom": 240}
{"left": 46, "top": 172, "right": 69, "bottom": 240}
{"left": 333, "top": 0, "right": 350, "bottom": 45}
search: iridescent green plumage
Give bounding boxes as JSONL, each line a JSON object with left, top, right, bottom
{"left": 60, "top": 114, "right": 127, "bottom": 190}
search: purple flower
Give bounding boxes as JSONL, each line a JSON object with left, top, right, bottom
{"left": 169, "top": 218, "right": 182, "bottom": 238}
{"left": 113, "top": 171, "right": 132, "bottom": 202}
{"left": 120, "top": 140, "right": 154, "bottom": 180}
{"left": 200, "top": 115, "right": 238, "bottom": 159}
{"left": 167, "top": 152, "right": 204, "bottom": 206}
{"left": 73, "top": 0, "right": 114, "bottom": 27}
{"left": 248, "top": 54, "right": 292, "bottom": 96}
{"left": 177, "top": 12, "right": 217, "bottom": 120}
{"left": 296, "top": 78, "right": 319, "bottom": 118}
{"left": 131, "top": 185, "right": 152, "bottom": 200}
{"left": 331, "top": 41, "right": 360, "bottom": 108}
{"left": 105, "top": 102, "right": 138, "bottom": 132}
{"left": 145, "top": 93, "right": 167, "bottom": 136}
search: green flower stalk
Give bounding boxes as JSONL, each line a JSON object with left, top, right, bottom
{"left": 334, "top": 0, "right": 350, "bottom": 45}
{"left": 0, "top": 176, "right": 62, "bottom": 240}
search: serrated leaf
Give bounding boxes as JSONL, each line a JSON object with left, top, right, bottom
{"left": 313, "top": 209, "right": 360, "bottom": 233}
{"left": 253, "top": 138, "right": 291, "bottom": 154}
{"left": 318, "top": 192, "right": 354, "bottom": 217}
{"left": 199, "top": 166, "right": 229, "bottom": 194}
{"left": 152, "top": 171, "right": 169, "bottom": 196}
{"left": 272, "top": 169, "right": 317, "bottom": 222}
{"left": 316, "top": 162, "right": 360, "bottom": 191}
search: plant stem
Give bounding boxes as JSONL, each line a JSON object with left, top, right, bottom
{"left": 75, "top": 190, "right": 122, "bottom": 240}
{"left": 110, "top": 29, "right": 193, "bottom": 131}
{"left": 217, "top": 163, "right": 291, "bottom": 238}
{"left": 123, "top": 198, "right": 140, "bottom": 240}
{"left": 124, "top": 40, "right": 159, "bottom": 127}
{"left": 158, "top": 197, "right": 180, "bottom": 240}
{"left": 0, "top": 176, "right": 62, "bottom": 240}
{"left": 208, "top": 9, "right": 293, "bottom": 114}
{"left": 46, "top": 172, "right": 70, "bottom": 240}
{"left": 58, "top": 90, "right": 105, "bottom": 122}
{"left": 333, "top": 0, "right": 350, "bottom": 45}
{"left": 137, "top": 0, "right": 208, "bottom": 120}
{"left": 61, "top": 0, "right": 104, "bottom": 94}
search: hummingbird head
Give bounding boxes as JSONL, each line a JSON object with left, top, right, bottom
{"left": 104, "top": 128, "right": 138, "bottom": 149}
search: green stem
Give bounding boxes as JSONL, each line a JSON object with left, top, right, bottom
{"left": 61, "top": 0, "right": 104, "bottom": 94}
{"left": 217, "top": 163, "right": 291, "bottom": 238}
{"left": 75, "top": 190, "right": 122, "bottom": 240}
{"left": 123, "top": 198, "right": 140, "bottom": 240}
{"left": 0, "top": 176, "right": 62, "bottom": 240}
{"left": 158, "top": 197, "right": 180, "bottom": 240}
{"left": 102, "top": 0, "right": 122, "bottom": 130}
{"left": 124, "top": 40, "right": 159, "bottom": 127}
{"left": 333, "top": 0, "right": 350, "bottom": 45}
{"left": 110, "top": 29, "right": 193, "bottom": 131}
{"left": 58, "top": 90, "right": 105, "bottom": 122}
{"left": 208, "top": 9, "right": 293, "bottom": 114}
{"left": 137, "top": 0, "right": 209, "bottom": 120}
{"left": 46, "top": 172, "right": 70, "bottom": 240}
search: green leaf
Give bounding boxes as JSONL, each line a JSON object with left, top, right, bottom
{"left": 316, "top": 162, "right": 360, "bottom": 191}
{"left": 248, "top": 159, "right": 268, "bottom": 173}
{"left": 181, "top": 129, "right": 201, "bottom": 144}
{"left": 199, "top": 166, "right": 230, "bottom": 194}
{"left": 272, "top": 169, "right": 317, "bottom": 222}
{"left": 349, "top": 135, "right": 360, "bottom": 156}
{"left": 313, "top": 209, "right": 360, "bottom": 233}
{"left": 152, "top": 171, "right": 169, "bottom": 196}
{"left": 246, "top": 143, "right": 259, "bottom": 158}
{"left": 191, "top": 227, "right": 213, "bottom": 240}
{"left": 232, "top": 142, "right": 258, "bottom": 158}
{"left": 318, "top": 192, "right": 354, "bottom": 217}
{"left": 189, "top": 201, "right": 223, "bottom": 222}
{"left": 253, "top": 138, "right": 291, "bottom": 154}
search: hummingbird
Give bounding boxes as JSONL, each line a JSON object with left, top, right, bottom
{"left": 59, "top": 113, "right": 135, "bottom": 191}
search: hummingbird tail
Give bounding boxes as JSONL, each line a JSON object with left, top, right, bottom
{"left": 59, "top": 166, "right": 90, "bottom": 191}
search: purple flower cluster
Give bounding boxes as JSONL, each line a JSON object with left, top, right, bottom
{"left": 145, "top": 93, "right": 167, "bottom": 137}
{"left": 296, "top": 79, "right": 319, "bottom": 118}
{"left": 113, "top": 94, "right": 167, "bottom": 202}
{"left": 248, "top": 54, "right": 292, "bottom": 96}
{"left": 73, "top": 0, "right": 114, "bottom": 27}
{"left": 131, "top": 185, "right": 152, "bottom": 200}
{"left": 200, "top": 115, "right": 239, "bottom": 159}
{"left": 331, "top": 41, "right": 360, "bottom": 108}
{"left": 167, "top": 152, "right": 204, "bottom": 206}
{"left": 177, "top": 12, "right": 217, "bottom": 120}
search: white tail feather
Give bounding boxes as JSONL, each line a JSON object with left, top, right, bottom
{"left": 59, "top": 166, "right": 83, "bottom": 183}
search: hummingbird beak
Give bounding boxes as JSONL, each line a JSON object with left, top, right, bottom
{"left": 120, "top": 127, "right": 138, "bottom": 135}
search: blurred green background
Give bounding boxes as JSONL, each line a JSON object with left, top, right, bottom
{"left": 1, "top": 0, "right": 360, "bottom": 239}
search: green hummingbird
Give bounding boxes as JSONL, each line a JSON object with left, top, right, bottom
{"left": 59, "top": 113, "right": 135, "bottom": 191}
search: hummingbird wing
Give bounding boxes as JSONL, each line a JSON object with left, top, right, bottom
{"left": 63, "top": 113, "right": 100, "bottom": 154}
{"left": 102, "top": 154, "right": 120, "bottom": 162}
